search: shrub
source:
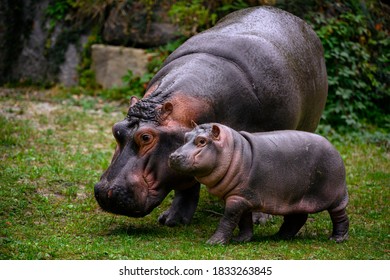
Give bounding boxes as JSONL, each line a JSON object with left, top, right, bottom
{"left": 306, "top": 1, "right": 389, "bottom": 132}
{"left": 168, "top": 0, "right": 218, "bottom": 36}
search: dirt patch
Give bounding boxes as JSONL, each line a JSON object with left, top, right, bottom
{"left": 0, "top": 99, "right": 57, "bottom": 119}
{"left": 0, "top": 87, "right": 125, "bottom": 132}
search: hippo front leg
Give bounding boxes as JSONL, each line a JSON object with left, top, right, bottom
{"left": 233, "top": 211, "right": 254, "bottom": 243}
{"left": 207, "top": 196, "right": 252, "bottom": 245}
{"left": 158, "top": 182, "right": 200, "bottom": 226}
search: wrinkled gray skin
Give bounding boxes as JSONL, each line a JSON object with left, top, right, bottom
{"left": 169, "top": 123, "right": 349, "bottom": 244}
{"left": 94, "top": 6, "right": 328, "bottom": 226}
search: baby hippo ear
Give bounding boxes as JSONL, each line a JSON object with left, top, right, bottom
{"left": 211, "top": 124, "right": 220, "bottom": 140}
{"left": 130, "top": 96, "right": 139, "bottom": 107}
{"left": 190, "top": 120, "right": 198, "bottom": 128}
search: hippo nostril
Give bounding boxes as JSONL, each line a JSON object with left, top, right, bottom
{"left": 171, "top": 153, "right": 183, "bottom": 161}
{"left": 169, "top": 153, "right": 180, "bottom": 166}
{"left": 94, "top": 183, "right": 103, "bottom": 200}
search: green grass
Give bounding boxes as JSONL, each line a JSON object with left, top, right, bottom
{"left": 0, "top": 87, "right": 389, "bottom": 260}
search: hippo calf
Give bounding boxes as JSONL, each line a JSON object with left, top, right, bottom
{"left": 169, "top": 123, "right": 349, "bottom": 244}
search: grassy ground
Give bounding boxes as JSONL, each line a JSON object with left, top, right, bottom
{"left": 0, "top": 87, "right": 389, "bottom": 260}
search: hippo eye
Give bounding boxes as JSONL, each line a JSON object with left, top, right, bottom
{"left": 195, "top": 137, "right": 207, "bottom": 147}
{"left": 135, "top": 130, "right": 156, "bottom": 155}
{"left": 141, "top": 133, "right": 152, "bottom": 143}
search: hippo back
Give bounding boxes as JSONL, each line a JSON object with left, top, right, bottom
{"left": 156, "top": 6, "right": 328, "bottom": 132}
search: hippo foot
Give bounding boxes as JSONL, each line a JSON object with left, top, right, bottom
{"left": 232, "top": 232, "right": 253, "bottom": 243}
{"left": 158, "top": 184, "right": 200, "bottom": 227}
{"left": 329, "top": 232, "right": 349, "bottom": 243}
{"left": 207, "top": 232, "right": 231, "bottom": 245}
{"left": 252, "top": 212, "right": 272, "bottom": 225}
{"left": 158, "top": 210, "right": 191, "bottom": 227}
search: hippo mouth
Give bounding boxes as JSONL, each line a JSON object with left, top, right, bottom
{"left": 168, "top": 152, "right": 199, "bottom": 175}
{"left": 94, "top": 180, "right": 164, "bottom": 218}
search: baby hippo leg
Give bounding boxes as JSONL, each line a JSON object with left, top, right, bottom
{"left": 276, "top": 213, "right": 308, "bottom": 239}
{"left": 233, "top": 211, "right": 254, "bottom": 243}
{"left": 207, "top": 196, "right": 252, "bottom": 245}
{"left": 328, "top": 208, "right": 349, "bottom": 243}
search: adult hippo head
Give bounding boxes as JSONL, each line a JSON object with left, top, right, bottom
{"left": 94, "top": 123, "right": 188, "bottom": 218}
{"left": 94, "top": 93, "right": 204, "bottom": 220}
{"left": 94, "top": 6, "right": 328, "bottom": 226}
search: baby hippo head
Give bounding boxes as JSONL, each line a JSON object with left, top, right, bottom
{"left": 169, "top": 123, "right": 225, "bottom": 178}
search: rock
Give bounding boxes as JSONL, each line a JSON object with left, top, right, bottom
{"left": 58, "top": 44, "right": 80, "bottom": 87}
{"left": 129, "top": 22, "right": 179, "bottom": 47}
{"left": 58, "top": 35, "right": 89, "bottom": 87}
{"left": 102, "top": 1, "right": 179, "bottom": 48}
{"left": 91, "top": 44, "right": 153, "bottom": 89}
{"left": 11, "top": 0, "right": 49, "bottom": 83}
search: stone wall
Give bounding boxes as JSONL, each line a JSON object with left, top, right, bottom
{"left": 0, "top": 0, "right": 178, "bottom": 87}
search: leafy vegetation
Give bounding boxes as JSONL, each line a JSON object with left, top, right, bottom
{"left": 306, "top": 1, "right": 389, "bottom": 132}
{"left": 0, "top": 88, "right": 388, "bottom": 259}
{"left": 169, "top": 0, "right": 218, "bottom": 37}
{"left": 45, "top": 0, "right": 114, "bottom": 26}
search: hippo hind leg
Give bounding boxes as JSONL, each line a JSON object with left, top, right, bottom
{"left": 328, "top": 208, "right": 349, "bottom": 243}
{"left": 276, "top": 213, "right": 308, "bottom": 239}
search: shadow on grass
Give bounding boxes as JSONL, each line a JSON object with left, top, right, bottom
{"left": 250, "top": 233, "right": 332, "bottom": 244}
{"left": 109, "top": 224, "right": 169, "bottom": 237}
{"left": 97, "top": 217, "right": 202, "bottom": 239}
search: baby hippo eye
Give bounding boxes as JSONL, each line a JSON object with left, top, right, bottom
{"left": 195, "top": 137, "right": 207, "bottom": 147}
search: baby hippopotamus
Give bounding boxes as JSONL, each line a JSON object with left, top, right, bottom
{"left": 168, "top": 123, "right": 349, "bottom": 244}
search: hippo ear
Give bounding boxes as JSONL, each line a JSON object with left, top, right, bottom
{"left": 160, "top": 102, "right": 173, "bottom": 120}
{"left": 190, "top": 120, "right": 198, "bottom": 128}
{"left": 144, "top": 81, "right": 160, "bottom": 97}
{"left": 211, "top": 124, "right": 220, "bottom": 140}
{"left": 130, "top": 96, "right": 139, "bottom": 107}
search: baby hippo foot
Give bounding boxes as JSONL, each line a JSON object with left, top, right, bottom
{"left": 329, "top": 208, "right": 349, "bottom": 243}
{"left": 329, "top": 232, "right": 349, "bottom": 243}
{"left": 207, "top": 196, "right": 251, "bottom": 245}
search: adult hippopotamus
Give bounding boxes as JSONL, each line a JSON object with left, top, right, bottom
{"left": 169, "top": 123, "right": 349, "bottom": 244}
{"left": 94, "top": 6, "right": 328, "bottom": 226}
